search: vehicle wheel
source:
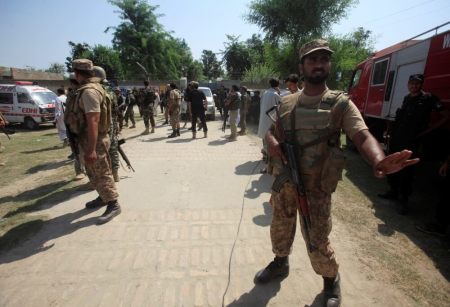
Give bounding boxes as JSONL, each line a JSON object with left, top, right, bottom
{"left": 23, "top": 117, "right": 39, "bottom": 130}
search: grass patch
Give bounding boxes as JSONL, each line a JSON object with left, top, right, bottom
{"left": 0, "top": 125, "right": 83, "bottom": 252}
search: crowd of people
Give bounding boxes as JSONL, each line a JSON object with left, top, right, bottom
{"left": 0, "top": 38, "right": 448, "bottom": 307}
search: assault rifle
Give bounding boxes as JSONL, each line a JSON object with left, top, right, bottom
{"left": 118, "top": 139, "right": 135, "bottom": 172}
{"left": 222, "top": 108, "right": 229, "bottom": 132}
{"left": 65, "top": 126, "right": 79, "bottom": 157}
{"left": 266, "top": 105, "right": 313, "bottom": 252}
{"left": 1, "top": 127, "right": 14, "bottom": 140}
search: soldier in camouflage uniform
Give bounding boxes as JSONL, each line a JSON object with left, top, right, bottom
{"left": 141, "top": 80, "right": 156, "bottom": 135}
{"left": 93, "top": 66, "right": 120, "bottom": 182}
{"left": 254, "top": 40, "right": 419, "bottom": 307}
{"left": 167, "top": 83, "right": 182, "bottom": 138}
{"left": 238, "top": 86, "right": 250, "bottom": 135}
{"left": 64, "top": 73, "right": 85, "bottom": 180}
{"left": 66, "top": 59, "right": 121, "bottom": 225}
{"left": 124, "top": 89, "right": 136, "bottom": 128}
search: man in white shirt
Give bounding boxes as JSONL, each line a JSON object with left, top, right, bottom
{"left": 55, "top": 88, "right": 68, "bottom": 146}
{"left": 257, "top": 78, "right": 281, "bottom": 172}
{"left": 282, "top": 74, "right": 301, "bottom": 97}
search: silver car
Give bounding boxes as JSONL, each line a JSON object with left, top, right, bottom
{"left": 198, "top": 87, "right": 216, "bottom": 120}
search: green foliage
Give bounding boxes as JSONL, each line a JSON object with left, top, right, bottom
{"left": 45, "top": 63, "right": 65, "bottom": 74}
{"left": 187, "top": 60, "right": 205, "bottom": 81}
{"left": 222, "top": 35, "right": 252, "bottom": 80}
{"left": 242, "top": 63, "right": 278, "bottom": 83}
{"left": 65, "top": 41, "right": 90, "bottom": 72}
{"left": 247, "top": 0, "right": 357, "bottom": 46}
{"left": 201, "top": 50, "right": 223, "bottom": 80}
{"left": 80, "top": 45, "right": 125, "bottom": 80}
{"left": 327, "top": 28, "right": 374, "bottom": 90}
{"left": 65, "top": 42, "right": 124, "bottom": 80}
{"left": 106, "top": 0, "right": 199, "bottom": 80}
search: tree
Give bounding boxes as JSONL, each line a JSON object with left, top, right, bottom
{"left": 243, "top": 63, "right": 278, "bottom": 83}
{"left": 106, "top": 0, "right": 197, "bottom": 80}
{"left": 65, "top": 41, "right": 91, "bottom": 72}
{"left": 46, "top": 63, "right": 65, "bottom": 74}
{"left": 246, "top": 34, "right": 266, "bottom": 66}
{"left": 186, "top": 60, "right": 205, "bottom": 81}
{"left": 246, "top": 0, "right": 356, "bottom": 47}
{"left": 222, "top": 35, "right": 252, "bottom": 80}
{"left": 201, "top": 50, "right": 223, "bottom": 80}
{"left": 327, "top": 27, "right": 374, "bottom": 90}
{"left": 81, "top": 45, "right": 125, "bottom": 80}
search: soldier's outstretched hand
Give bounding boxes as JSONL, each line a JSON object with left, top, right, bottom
{"left": 374, "top": 150, "right": 420, "bottom": 178}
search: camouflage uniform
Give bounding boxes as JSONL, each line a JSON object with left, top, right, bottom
{"left": 124, "top": 91, "right": 136, "bottom": 127}
{"left": 141, "top": 86, "right": 156, "bottom": 133}
{"left": 269, "top": 90, "right": 366, "bottom": 278}
{"left": 64, "top": 89, "right": 85, "bottom": 177}
{"left": 169, "top": 88, "right": 181, "bottom": 131}
{"left": 239, "top": 91, "right": 250, "bottom": 134}
{"left": 106, "top": 87, "right": 120, "bottom": 174}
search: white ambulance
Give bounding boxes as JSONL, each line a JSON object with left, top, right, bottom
{"left": 0, "top": 81, "right": 57, "bottom": 129}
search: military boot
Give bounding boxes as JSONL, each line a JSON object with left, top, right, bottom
{"left": 192, "top": 132, "right": 196, "bottom": 139}
{"left": 150, "top": 127, "right": 155, "bottom": 133}
{"left": 254, "top": 256, "right": 289, "bottom": 284}
{"left": 85, "top": 196, "right": 106, "bottom": 209}
{"left": 168, "top": 130, "right": 177, "bottom": 138}
{"left": 323, "top": 274, "right": 341, "bottom": 307}
{"left": 129, "top": 124, "right": 136, "bottom": 129}
{"left": 204, "top": 131, "right": 207, "bottom": 138}
{"left": 176, "top": 129, "right": 180, "bottom": 136}
{"left": 97, "top": 201, "right": 121, "bottom": 225}
{"left": 112, "top": 169, "right": 120, "bottom": 182}
{"left": 142, "top": 127, "right": 150, "bottom": 135}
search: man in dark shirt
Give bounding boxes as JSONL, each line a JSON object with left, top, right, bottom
{"left": 380, "top": 74, "right": 445, "bottom": 214}
{"left": 186, "top": 81, "right": 207, "bottom": 139}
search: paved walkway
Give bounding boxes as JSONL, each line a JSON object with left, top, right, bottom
{"left": 0, "top": 115, "right": 413, "bottom": 306}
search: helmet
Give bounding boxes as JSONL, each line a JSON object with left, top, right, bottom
{"left": 93, "top": 66, "right": 107, "bottom": 80}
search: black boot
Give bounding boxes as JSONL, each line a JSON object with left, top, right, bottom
{"left": 254, "top": 256, "right": 289, "bottom": 284}
{"left": 97, "top": 201, "right": 121, "bottom": 225}
{"left": 168, "top": 130, "right": 177, "bottom": 138}
{"left": 85, "top": 196, "right": 106, "bottom": 209}
{"left": 323, "top": 274, "right": 341, "bottom": 307}
{"left": 176, "top": 128, "right": 180, "bottom": 136}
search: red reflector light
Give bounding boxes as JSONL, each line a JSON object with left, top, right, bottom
{"left": 15, "top": 81, "right": 34, "bottom": 85}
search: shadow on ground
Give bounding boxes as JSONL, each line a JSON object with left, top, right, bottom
{"left": 1, "top": 181, "right": 89, "bottom": 218}
{"left": 226, "top": 280, "right": 282, "bottom": 307}
{"left": 252, "top": 202, "right": 272, "bottom": 227}
{"left": 0, "top": 208, "right": 99, "bottom": 263}
{"left": 343, "top": 146, "right": 450, "bottom": 281}
{"left": 26, "top": 159, "right": 72, "bottom": 174}
{"left": 21, "top": 145, "right": 63, "bottom": 154}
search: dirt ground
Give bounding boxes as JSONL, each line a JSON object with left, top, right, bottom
{"left": 0, "top": 121, "right": 449, "bottom": 306}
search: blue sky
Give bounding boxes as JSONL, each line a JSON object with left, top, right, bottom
{"left": 0, "top": 0, "right": 449, "bottom": 70}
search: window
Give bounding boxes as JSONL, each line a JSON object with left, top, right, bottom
{"left": 349, "top": 69, "right": 362, "bottom": 89}
{"left": 17, "top": 92, "right": 29, "bottom": 103}
{"left": 0, "top": 93, "right": 13, "bottom": 104}
{"left": 30, "top": 92, "right": 57, "bottom": 105}
{"left": 372, "top": 59, "right": 389, "bottom": 85}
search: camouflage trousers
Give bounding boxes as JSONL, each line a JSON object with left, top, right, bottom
{"left": 142, "top": 106, "right": 155, "bottom": 129}
{"left": 239, "top": 109, "right": 247, "bottom": 133}
{"left": 109, "top": 120, "right": 120, "bottom": 171}
{"left": 80, "top": 134, "right": 119, "bottom": 203}
{"left": 169, "top": 107, "right": 180, "bottom": 130}
{"left": 124, "top": 105, "right": 135, "bottom": 125}
{"left": 270, "top": 183, "right": 338, "bottom": 278}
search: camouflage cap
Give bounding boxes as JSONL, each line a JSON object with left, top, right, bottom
{"left": 299, "top": 39, "right": 334, "bottom": 61}
{"left": 72, "top": 59, "right": 93, "bottom": 71}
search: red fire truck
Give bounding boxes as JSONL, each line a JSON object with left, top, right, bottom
{"left": 348, "top": 22, "right": 450, "bottom": 157}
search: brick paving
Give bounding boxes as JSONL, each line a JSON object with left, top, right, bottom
{"left": 0, "top": 115, "right": 413, "bottom": 306}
